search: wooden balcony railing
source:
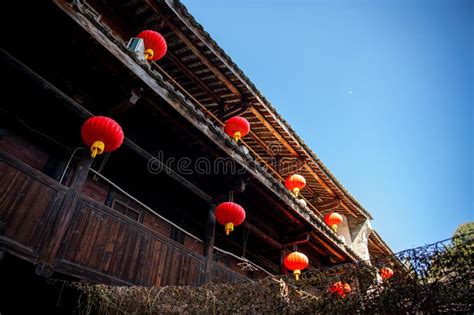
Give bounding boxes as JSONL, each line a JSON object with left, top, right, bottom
{"left": 0, "top": 148, "right": 246, "bottom": 286}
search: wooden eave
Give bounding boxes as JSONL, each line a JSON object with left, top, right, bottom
{"left": 50, "top": 0, "right": 363, "bottom": 264}
{"left": 84, "top": 0, "right": 373, "bottom": 221}
{"left": 158, "top": 0, "right": 373, "bottom": 220}
{"left": 369, "top": 231, "right": 395, "bottom": 258}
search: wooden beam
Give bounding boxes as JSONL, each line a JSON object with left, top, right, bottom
{"left": 248, "top": 131, "right": 275, "bottom": 157}
{"left": 202, "top": 204, "right": 216, "bottom": 284}
{"left": 147, "top": 0, "right": 243, "bottom": 99}
{"left": 282, "top": 233, "right": 310, "bottom": 247}
{"left": 249, "top": 106, "right": 299, "bottom": 157}
{"left": 249, "top": 183, "right": 302, "bottom": 227}
{"left": 305, "top": 163, "right": 358, "bottom": 218}
{"left": 370, "top": 232, "right": 394, "bottom": 256}
{"left": 368, "top": 238, "right": 385, "bottom": 255}
{"left": 243, "top": 221, "right": 282, "bottom": 250}
{"left": 220, "top": 102, "right": 249, "bottom": 120}
{"left": 165, "top": 51, "right": 222, "bottom": 105}
{"left": 303, "top": 163, "right": 336, "bottom": 197}
{"left": 310, "top": 232, "right": 346, "bottom": 261}
{"left": 305, "top": 240, "right": 328, "bottom": 256}
{"left": 315, "top": 198, "right": 341, "bottom": 212}
{"left": 103, "top": 89, "right": 142, "bottom": 116}
{"left": 340, "top": 201, "right": 358, "bottom": 218}
{"left": 153, "top": 62, "right": 222, "bottom": 121}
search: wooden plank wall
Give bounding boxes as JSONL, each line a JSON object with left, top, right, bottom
{"left": 58, "top": 195, "right": 205, "bottom": 286}
{"left": 0, "top": 146, "right": 247, "bottom": 286}
{"left": 0, "top": 153, "right": 66, "bottom": 261}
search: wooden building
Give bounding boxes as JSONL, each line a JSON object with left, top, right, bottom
{"left": 0, "top": 0, "right": 393, "bottom": 287}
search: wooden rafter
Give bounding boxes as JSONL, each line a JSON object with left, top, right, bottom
{"left": 303, "top": 164, "right": 336, "bottom": 197}
{"left": 243, "top": 221, "right": 282, "bottom": 250}
{"left": 282, "top": 233, "right": 310, "bottom": 247}
{"left": 370, "top": 232, "right": 394, "bottom": 256}
{"left": 343, "top": 196, "right": 370, "bottom": 219}
{"left": 314, "top": 198, "right": 341, "bottom": 212}
{"left": 310, "top": 233, "right": 345, "bottom": 261}
{"left": 249, "top": 106, "right": 299, "bottom": 157}
{"left": 165, "top": 51, "right": 222, "bottom": 105}
{"left": 340, "top": 201, "right": 358, "bottom": 218}
{"left": 305, "top": 240, "right": 328, "bottom": 256}
{"left": 219, "top": 102, "right": 249, "bottom": 120}
{"left": 103, "top": 88, "right": 142, "bottom": 116}
{"left": 368, "top": 238, "right": 385, "bottom": 254}
{"left": 147, "top": 0, "right": 243, "bottom": 99}
{"left": 247, "top": 131, "right": 275, "bottom": 157}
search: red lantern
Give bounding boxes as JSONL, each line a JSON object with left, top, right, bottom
{"left": 329, "top": 281, "right": 351, "bottom": 298}
{"left": 324, "top": 212, "right": 343, "bottom": 233}
{"left": 380, "top": 267, "right": 394, "bottom": 280}
{"left": 215, "top": 202, "right": 246, "bottom": 235}
{"left": 81, "top": 116, "right": 124, "bottom": 158}
{"left": 285, "top": 174, "right": 306, "bottom": 197}
{"left": 224, "top": 116, "right": 250, "bottom": 142}
{"left": 137, "top": 30, "right": 167, "bottom": 61}
{"left": 284, "top": 251, "right": 309, "bottom": 280}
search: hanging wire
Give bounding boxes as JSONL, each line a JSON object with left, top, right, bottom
{"left": 96, "top": 152, "right": 110, "bottom": 174}
{"left": 59, "top": 146, "right": 84, "bottom": 184}
{"left": 93, "top": 151, "right": 111, "bottom": 180}
{"left": 16, "top": 115, "right": 72, "bottom": 154}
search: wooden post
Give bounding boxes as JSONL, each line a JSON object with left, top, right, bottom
{"left": 202, "top": 204, "right": 216, "bottom": 285}
{"left": 69, "top": 150, "right": 93, "bottom": 189}
{"left": 280, "top": 249, "right": 287, "bottom": 275}
{"left": 37, "top": 151, "right": 93, "bottom": 276}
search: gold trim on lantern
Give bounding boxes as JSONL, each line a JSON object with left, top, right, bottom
{"left": 91, "top": 140, "right": 105, "bottom": 158}
{"left": 294, "top": 269, "right": 301, "bottom": 281}
{"left": 144, "top": 48, "right": 154, "bottom": 60}
{"left": 225, "top": 222, "right": 234, "bottom": 235}
{"left": 233, "top": 131, "right": 242, "bottom": 142}
{"left": 293, "top": 187, "right": 300, "bottom": 197}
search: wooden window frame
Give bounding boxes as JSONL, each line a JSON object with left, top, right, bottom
{"left": 111, "top": 199, "right": 142, "bottom": 222}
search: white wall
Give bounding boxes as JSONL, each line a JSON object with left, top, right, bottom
{"left": 337, "top": 214, "right": 353, "bottom": 247}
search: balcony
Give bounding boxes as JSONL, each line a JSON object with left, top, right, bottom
{"left": 0, "top": 147, "right": 248, "bottom": 286}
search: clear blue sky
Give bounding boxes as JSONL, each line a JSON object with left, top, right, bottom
{"left": 182, "top": 0, "right": 473, "bottom": 252}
